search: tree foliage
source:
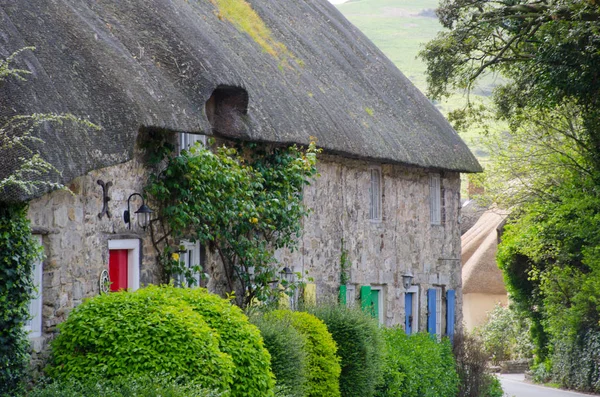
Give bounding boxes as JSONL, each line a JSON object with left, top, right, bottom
{"left": 422, "top": 1, "right": 600, "bottom": 388}
{"left": 476, "top": 304, "right": 533, "bottom": 364}
{"left": 145, "top": 136, "right": 319, "bottom": 307}
{"left": 422, "top": 0, "right": 600, "bottom": 166}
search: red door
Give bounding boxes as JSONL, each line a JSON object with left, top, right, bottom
{"left": 109, "top": 249, "right": 128, "bottom": 291}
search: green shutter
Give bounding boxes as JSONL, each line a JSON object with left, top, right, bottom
{"left": 361, "top": 285, "right": 372, "bottom": 312}
{"left": 339, "top": 285, "right": 347, "bottom": 305}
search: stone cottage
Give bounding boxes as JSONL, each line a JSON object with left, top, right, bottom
{"left": 0, "top": 0, "right": 481, "bottom": 357}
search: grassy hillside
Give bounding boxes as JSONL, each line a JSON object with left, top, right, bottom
{"left": 335, "top": 0, "right": 495, "bottom": 159}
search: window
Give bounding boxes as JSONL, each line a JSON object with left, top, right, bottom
{"left": 369, "top": 167, "right": 382, "bottom": 221}
{"left": 340, "top": 284, "right": 356, "bottom": 307}
{"left": 108, "top": 239, "right": 140, "bottom": 292}
{"left": 205, "top": 85, "right": 249, "bottom": 135}
{"left": 176, "top": 240, "right": 204, "bottom": 287}
{"left": 346, "top": 284, "right": 356, "bottom": 307}
{"left": 25, "top": 235, "right": 43, "bottom": 338}
{"left": 430, "top": 174, "right": 442, "bottom": 225}
{"left": 179, "top": 133, "right": 206, "bottom": 154}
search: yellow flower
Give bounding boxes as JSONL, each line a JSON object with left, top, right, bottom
{"left": 172, "top": 253, "right": 180, "bottom": 261}
{"left": 250, "top": 217, "right": 259, "bottom": 224}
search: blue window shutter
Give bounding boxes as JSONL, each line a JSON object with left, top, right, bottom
{"left": 405, "top": 293, "right": 413, "bottom": 335}
{"left": 360, "top": 286, "right": 372, "bottom": 312}
{"left": 447, "top": 290, "right": 456, "bottom": 340}
{"left": 427, "top": 288, "right": 437, "bottom": 336}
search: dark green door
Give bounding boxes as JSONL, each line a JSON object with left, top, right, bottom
{"left": 371, "top": 289, "right": 379, "bottom": 321}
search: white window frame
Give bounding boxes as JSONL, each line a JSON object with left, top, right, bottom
{"left": 430, "top": 174, "right": 442, "bottom": 225}
{"left": 177, "top": 240, "right": 202, "bottom": 287}
{"left": 25, "top": 235, "right": 43, "bottom": 338}
{"left": 369, "top": 166, "right": 382, "bottom": 222}
{"left": 108, "top": 239, "right": 140, "bottom": 291}
{"left": 371, "top": 285, "right": 385, "bottom": 325}
{"left": 179, "top": 133, "right": 206, "bottom": 154}
{"left": 406, "top": 285, "right": 419, "bottom": 332}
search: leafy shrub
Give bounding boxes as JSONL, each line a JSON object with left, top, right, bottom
{"left": 268, "top": 310, "right": 341, "bottom": 397}
{"left": 0, "top": 204, "right": 40, "bottom": 396}
{"left": 453, "top": 331, "right": 497, "bottom": 397}
{"left": 47, "top": 287, "right": 234, "bottom": 391}
{"left": 552, "top": 330, "right": 600, "bottom": 392}
{"left": 310, "top": 304, "right": 384, "bottom": 397}
{"left": 484, "top": 375, "right": 503, "bottom": 397}
{"left": 375, "top": 330, "right": 458, "bottom": 397}
{"left": 530, "top": 359, "right": 553, "bottom": 384}
{"left": 157, "top": 286, "right": 275, "bottom": 397}
{"left": 250, "top": 312, "right": 308, "bottom": 397}
{"left": 26, "top": 376, "right": 223, "bottom": 397}
{"left": 477, "top": 304, "right": 533, "bottom": 363}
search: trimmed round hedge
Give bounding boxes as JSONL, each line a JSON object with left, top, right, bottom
{"left": 310, "top": 304, "right": 385, "bottom": 397}
{"left": 47, "top": 287, "right": 234, "bottom": 391}
{"left": 250, "top": 312, "right": 308, "bottom": 397}
{"left": 268, "top": 310, "right": 341, "bottom": 397}
{"left": 150, "top": 286, "right": 275, "bottom": 397}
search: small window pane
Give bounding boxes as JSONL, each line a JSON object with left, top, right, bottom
{"left": 370, "top": 168, "right": 382, "bottom": 220}
{"left": 430, "top": 174, "right": 441, "bottom": 225}
{"left": 25, "top": 235, "right": 43, "bottom": 338}
{"left": 179, "top": 133, "right": 206, "bottom": 154}
{"left": 177, "top": 240, "right": 203, "bottom": 287}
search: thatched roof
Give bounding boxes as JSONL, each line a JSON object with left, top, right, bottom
{"left": 462, "top": 209, "right": 508, "bottom": 295}
{"left": 460, "top": 199, "right": 487, "bottom": 235}
{"left": 0, "top": 0, "right": 481, "bottom": 202}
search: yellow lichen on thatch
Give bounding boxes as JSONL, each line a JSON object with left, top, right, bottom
{"left": 210, "top": 0, "right": 296, "bottom": 64}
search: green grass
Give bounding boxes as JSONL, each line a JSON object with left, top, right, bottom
{"left": 335, "top": 0, "right": 499, "bottom": 159}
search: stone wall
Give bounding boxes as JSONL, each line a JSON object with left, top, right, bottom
{"left": 26, "top": 155, "right": 160, "bottom": 362}
{"left": 276, "top": 154, "right": 463, "bottom": 329}
{"left": 26, "top": 149, "right": 464, "bottom": 365}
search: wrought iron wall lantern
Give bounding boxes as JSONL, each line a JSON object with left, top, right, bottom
{"left": 402, "top": 271, "right": 414, "bottom": 290}
{"left": 280, "top": 267, "right": 295, "bottom": 284}
{"left": 123, "top": 193, "right": 153, "bottom": 230}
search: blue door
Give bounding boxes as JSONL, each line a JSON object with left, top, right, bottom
{"left": 405, "top": 293, "right": 413, "bottom": 335}
{"left": 427, "top": 288, "right": 437, "bottom": 336}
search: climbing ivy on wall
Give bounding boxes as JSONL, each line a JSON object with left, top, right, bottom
{"left": 0, "top": 204, "right": 41, "bottom": 396}
{"left": 144, "top": 133, "right": 320, "bottom": 307}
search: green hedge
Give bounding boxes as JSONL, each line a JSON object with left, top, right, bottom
{"left": 47, "top": 287, "right": 234, "bottom": 391}
{"left": 26, "top": 377, "right": 222, "bottom": 397}
{"left": 250, "top": 313, "right": 308, "bottom": 397}
{"left": 156, "top": 286, "right": 275, "bottom": 397}
{"left": 552, "top": 330, "right": 600, "bottom": 392}
{"left": 375, "top": 330, "right": 459, "bottom": 397}
{"left": 268, "top": 310, "right": 341, "bottom": 397}
{"left": 310, "top": 304, "right": 384, "bottom": 397}
{"left": 0, "top": 204, "right": 40, "bottom": 397}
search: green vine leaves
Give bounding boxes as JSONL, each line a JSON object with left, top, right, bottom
{"left": 145, "top": 137, "right": 320, "bottom": 307}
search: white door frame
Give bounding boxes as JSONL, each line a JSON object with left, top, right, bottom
{"left": 108, "top": 239, "right": 140, "bottom": 291}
